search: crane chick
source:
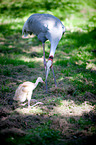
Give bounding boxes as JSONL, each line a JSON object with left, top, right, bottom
{"left": 13, "top": 77, "right": 44, "bottom": 108}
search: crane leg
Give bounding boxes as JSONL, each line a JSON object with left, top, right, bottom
{"left": 28, "top": 99, "right": 31, "bottom": 108}
{"left": 51, "top": 66, "right": 57, "bottom": 87}
{"left": 42, "top": 43, "right": 48, "bottom": 93}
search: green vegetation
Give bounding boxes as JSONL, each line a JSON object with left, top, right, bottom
{"left": 0, "top": 0, "right": 96, "bottom": 144}
{"left": 6, "top": 127, "right": 60, "bottom": 145}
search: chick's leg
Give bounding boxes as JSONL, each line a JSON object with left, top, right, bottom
{"left": 27, "top": 92, "right": 32, "bottom": 108}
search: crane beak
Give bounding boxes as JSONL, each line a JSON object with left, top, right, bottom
{"left": 46, "top": 67, "right": 50, "bottom": 80}
{"left": 46, "top": 60, "right": 52, "bottom": 80}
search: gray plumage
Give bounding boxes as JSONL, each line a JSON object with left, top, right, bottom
{"left": 22, "top": 13, "right": 65, "bottom": 43}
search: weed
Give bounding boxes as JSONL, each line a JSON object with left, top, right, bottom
{"left": 77, "top": 117, "right": 92, "bottom": 129}
{"left": 1, "top": 86, "right": 10, "bottom": 93}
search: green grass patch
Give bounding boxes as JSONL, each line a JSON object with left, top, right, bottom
{"left": 0, "top": 56, "right": 35, "bottom": 68}
{"left": 77, "top": 117, "right": 92, "bottom": 129}
{"left": 4, "top": 127, "right": 60, "bottom": 145}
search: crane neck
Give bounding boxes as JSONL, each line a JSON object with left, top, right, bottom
{"left": 49, "top": 39, "right": 60, "bottom": 57}
{"left": 34, "top": 79, "right": 39, "bottom": 88}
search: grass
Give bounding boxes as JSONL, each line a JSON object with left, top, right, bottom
{"left": 0, "top": 0, "right": 96, "bottom": 144}
{"left": 0, "top": 56, "right": 35, "bottom": 68}
{"left": 5, "top": 127, "right": 60, "bottom": 145}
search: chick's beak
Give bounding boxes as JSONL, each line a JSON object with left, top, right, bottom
{"left": 42, "top": 81, "right": 45, "bottom": 84}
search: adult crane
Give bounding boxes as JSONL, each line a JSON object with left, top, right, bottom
{"left": 22, "top": 13, "right": 65, "bottom": 92}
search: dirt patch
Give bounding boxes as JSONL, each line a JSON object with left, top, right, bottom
{"left": 84, "top": 92, "right": 96, "bottom": 101}
{"left": 50, "top": 87, "right": 65, "bottom": 94}
{"left": 0, "top": 127, "right": 26, "bottom": 137}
